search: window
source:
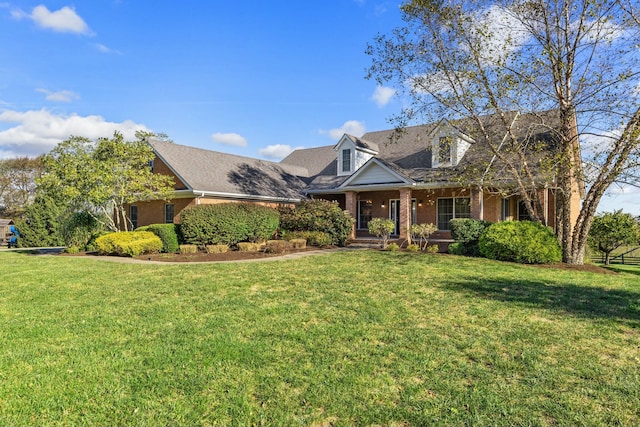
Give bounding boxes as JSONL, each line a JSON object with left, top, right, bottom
{"left": 342, "top": 149, "right": 351, "bottom": 173}
{"left": 438, "top": 136, "right": 452, "bottom": 164}
{"left": 518, "top": 200, "right": 532, "bottom": 221}
{"left": 358, "top": 200, "right": 372, "bottom": 229}
{"left": 164, "top": 203, "right": 174, "bottom": 224}
{"left": 130, "top": 205, "right": 138, "bottom": 229}
{"left": 437, "top": 197, "right": 470, "bottom": 230}
{"left": 501, "top": 198, "right": 511, "bottom": 221}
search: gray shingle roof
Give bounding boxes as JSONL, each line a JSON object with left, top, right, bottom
{"left": 149, "top": 140, "right": 308, "bottom": 200}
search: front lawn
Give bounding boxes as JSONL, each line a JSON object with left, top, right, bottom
{"left": 1, "top": 250, "right": 639, "bottom": 426}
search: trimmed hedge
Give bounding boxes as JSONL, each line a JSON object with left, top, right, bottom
{"left": 95, "top": 231, "right": 163, "bottom": 257}
{"left": 479, "top": 221, "right": 562, "bottom": 264}
{"left": 278, "top": 200, "right": 354, "bottom": 246}
{"left": 180, "top": 203, "right": 279, "bottom": 247}
{"left": 283, "top": 230, "right": 332, "bottom": 246}
{"left": 136, "top": 223, "right": 180, "bottom": 253}
{"left": 449, "top": 218, "right": 492, "bottom": 256}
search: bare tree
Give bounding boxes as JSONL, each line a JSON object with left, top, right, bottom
{"left": 367, "top": 0, "right": 640, "bottom": 264}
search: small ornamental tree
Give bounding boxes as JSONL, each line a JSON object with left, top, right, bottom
{"left": 588, "top": 210, "right": 640, "bottom": 265}
{"left": 410, "top": 223, "right": 437, "bottom": 251}
{"left": 368, "top": 218, "right": 396, "bottom": 249}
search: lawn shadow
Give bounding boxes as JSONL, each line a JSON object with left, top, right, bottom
{"left": 442, "top": 276, "right": 640, "bottom": 325}
{"left": 604, "top": 265, "right": 640, "bottom": 277}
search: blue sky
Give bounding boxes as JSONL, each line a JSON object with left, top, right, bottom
{"left": 0, "top": 1, "right": 401, "bottom": 160}
{"left": 0, "top": 1, "right": 637, "bottom": 215}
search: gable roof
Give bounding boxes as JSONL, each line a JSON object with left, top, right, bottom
{"left": 285, "top": 110, "right": 563, "bottom": 192}
{"left": 149, "top": 140, "right": 308, "bottom": 201}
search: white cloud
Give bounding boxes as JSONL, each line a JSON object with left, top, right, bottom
{"left": 13, "top": 5, "right": 93, "bottom": 35}
{"left": 320, "top": 120, "right": 366, "bottom": 140}
{"left": 0, "top": 109, "right": 149, "bottom": 158}
{"left": 258, "top": 144, "right": 304, "bottom": 160}
{"left": 211, "top": 132, "right": 247, "bottom": 147}
{"left": 370, "top": 86, "right": 395, "bottom": 107}
{"left": 94, "top": 43, "right": 121, "bottom": 55}
{"left": 36, "top": 88, "right": 80, "bottom": 103}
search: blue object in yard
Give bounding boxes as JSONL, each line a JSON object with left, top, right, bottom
{"left": 7, "top": 225, "right": 19, "bottom": 248}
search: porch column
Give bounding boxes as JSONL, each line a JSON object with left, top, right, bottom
{"left": 399, "top": 188, "right": 412, "bottom": 244}
{"left": 345, "top": 191, "right": 357, "bottom": 239}
{"left": 470, "top": 188, "right": 483, "bottom": 220}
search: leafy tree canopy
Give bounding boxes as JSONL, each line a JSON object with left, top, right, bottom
{"left": 588, "top": 210, "right": 640, "bottom": 265}
{"left": 367, "top": 0, "right": 640, "bottom": 264}
{"left": 38, "top": 132, "right": 174, "bottom": 231}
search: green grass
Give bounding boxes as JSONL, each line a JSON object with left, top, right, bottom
{"left": 1, "top": 250, "right": 639, "bottom": 426}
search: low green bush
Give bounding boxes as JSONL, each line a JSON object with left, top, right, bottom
{"left": 95, "top": 231, "right": 163, "bottom": 257}
{"left": 265, "top": 240, "right": 288, "bottom": 254}
{"left": 137, "top": 224, "right": 179, "bottom": 253}
{"left": 449, "top": 218, "right": 492, "bottom": 256}
{"left": 406, "top": 243, "right": 420, "bottom": 252}
{"left": 179, "top": 244, "right": 198, "bottom": 254}
{"left": 386, "top": 242, "right": 400, "bottom": 252}
{"left": 65, "top": 246, "right": 80, "bottom": 254}
{"left": 289, "top": 238, "right": 307, "bottom": 249}
{"left": 237, "top": 242, "right": 261, "bottom": 252}
{"left": 448, "top": 242, "right": 466, "bottom": 255}
{"left": 479, "top": 221, "right": 562, "bottom": 264}
{"left": 205, "top": 244, "right": 229, "bottom": 254}
{"left": 283, "top": 230, "right": 332, "bottom": 246}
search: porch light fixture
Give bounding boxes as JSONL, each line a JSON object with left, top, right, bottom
{"left": 418, "top": 200, "right": 423, "bottom": 207}
{"left": 381, "top": 201, "right": 386, "bottom": 208}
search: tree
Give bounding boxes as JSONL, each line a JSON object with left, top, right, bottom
{"left": 14, "top": 194, "right": 66, "bottom": 248}
{"left": 588, "top": 210, "right": 640, "bottom": 265}
{"left": 0, "top": 156, "right": 44, "bottom": 217}
{"left": 367, "top": 0, "right": 640, "bottom": 264}
{"left": 38, "top": 132, "right": 174, "bottom": 232}
{"left": 368, "top": 217, "right": 396, "bottom": 249}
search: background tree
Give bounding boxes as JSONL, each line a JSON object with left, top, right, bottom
{"left": 588, "top": 210, "right": 640, "bottom": 265}
{"left": 39, "top": 132, "right": 174, "bottom": 232}
{"left": 14, "top": 194, "right": 66, "bottom": 248}
{"left": 367, "top": 0, "right": 640, "bottom": 264}
{"left": 0, "top": 156, "right": 44, "bottom": 217}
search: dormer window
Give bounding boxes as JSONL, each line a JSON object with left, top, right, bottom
{"left": 342, "top": 149, "right": 352, "bottom": 173}
{"left": 438, "top": 136, "right": 452, "bottom": 164}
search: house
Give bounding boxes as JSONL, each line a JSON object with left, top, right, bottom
{"left": 129, "top": 110, "right": 583, "bottom": 248}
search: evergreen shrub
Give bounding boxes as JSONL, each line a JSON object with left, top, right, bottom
{"left": 278, "top": 200, "right": 353, "bottom": 246}
{"left": 137, "top": 223, "right": 179, "bottom": 253}
{"left": 479, "top": 221, "right": 562, "bottom": 264}
{"left": 283, "top": 230, "right": 332, "bottom": 246}
{"left": 180, "top": 203, "right": 279, "bottom": 246}
{"left": 449, "top": 218, "right": 492, "bottom": 256}
{"left": 95, "top": 231, "right": 162, "bottom": 257}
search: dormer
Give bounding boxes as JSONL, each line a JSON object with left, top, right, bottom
{"left": 430, "top": 121, "right": 472, "bottom": 167}
{"left": 335, "top": 134, "right": 379, "bottom": 176}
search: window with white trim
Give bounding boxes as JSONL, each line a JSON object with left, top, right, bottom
{"left": 358, "top": 200, "right": 372, "bottom": 229}
{"left": 342, "top": 149, "right": 352, "bottom": 173}
{"left": 501, "top": 198, "right": 511, "bottom": 221}
{"left": 130, "top": 205, "right": 138, "bottom": 229}
{"left": 437, "top": 197, "right": 471, "bottom": 230}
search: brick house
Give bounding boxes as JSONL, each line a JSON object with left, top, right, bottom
{"left": 129, "top": 110, "right": 583, "bottom": 246}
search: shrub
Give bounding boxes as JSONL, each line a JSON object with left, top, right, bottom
{"left": 426, "top": 244, "right": 440, "bottom": 254}
{"left": 448, "top": 242, "right": 466, "bottom": 255}
{"left": 179, "top": 244, "right": 198, "bottom": 254}
{"left": 406, "top": 243, "right": 420, "bottom": 252}
{"left": 205, "top": 244, "right": 229, "bottom": 254}
{"left": 65, "top": 246, "right": 80, "bottom": 254}
{"left": 289, "top": 238, "right": 307, "bottom": 249}
{"left": 95, "top": 231, "right": 163, "bottom": 257}
{"left": 180, "top": 203, "right": 279, "bottom": 247}
{"left": 237, "top": 242, "right": 261, "bottom": 252}
{"left": 61, "top": 211, "right": 107, "bottom": 251}
{"left": 278, "top": 200, "right": 354, "bottom": 246}
{"left": 265, "top": 240, "right": 288, "bottom": 254}
{"left": 479, "top": 221, "right": 562, "bottom": 264}
{"left": 283, "top": 230, "right": 332, "bottom": 246}
{"left": 449, "top": 218, "right": 492, "bottom": 256}
{"left": 368, "top": 217, "right": 395, "bottom": 249}
{"left": 410, "top": 223, "right": 438, "bottom": 250}
{"left": 138, "top": 223, "right": 180, "bottom": 253}
{"left": 386, "top": 242, "right": 400, "bottom": 251}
